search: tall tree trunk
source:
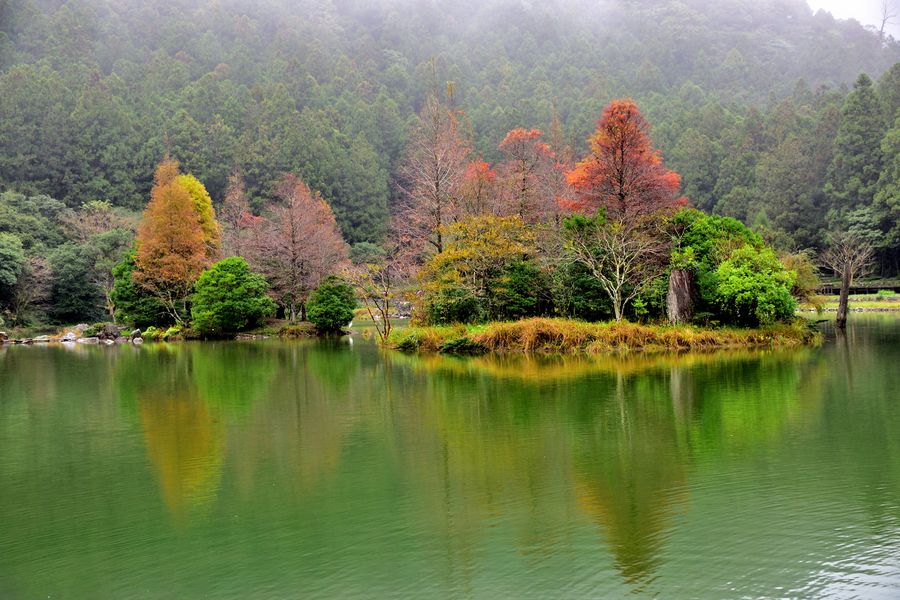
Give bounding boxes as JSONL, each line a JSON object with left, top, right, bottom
{"left": 300, "top": 301, "right": 307, "bottom": 322}
{"left": 667, "top": 269, "right": 695, "bottom": 324}
{"left": 613, "top": 290, "right": 623, "bottom": 322}
{"left": 836, "top": 269, "right": 851, "bottom": 329}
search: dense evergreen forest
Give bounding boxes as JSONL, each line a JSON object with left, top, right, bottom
{"left": 1, "top": 0, "right": 900, "bottom": 327}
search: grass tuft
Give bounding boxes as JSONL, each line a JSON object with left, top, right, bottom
{"left": 388, "top": 317, "right": 820, "bottom": 355}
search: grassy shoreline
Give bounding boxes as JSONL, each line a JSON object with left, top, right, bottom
{"left": 387, "top": 317, "right": 821, "bottom": 355}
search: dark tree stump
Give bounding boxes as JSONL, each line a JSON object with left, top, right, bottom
{"left": 667, "top": 269, "right": 696, "bottom": 325}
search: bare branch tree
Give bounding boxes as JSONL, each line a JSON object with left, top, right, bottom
{"left": 821, "top": 232, "right": 874, "bottom": 329}
{"left": 396, "top": 94, "right": 469, "bottom": 257}
{"left": 344, "top": 234, "right": 413, "bottom": 344}
{"left": 880, "top": 0, "right": 898, "bottom": 42}
{"left": 565, "top": 213, "right": 670, "bottom": 322}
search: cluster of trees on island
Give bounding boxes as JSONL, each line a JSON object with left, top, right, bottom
{"left": 1, "top": 95, "right": 825, "bottom": 338}
{"left": 1, "top": 0, "right": 899, "bottom": 335}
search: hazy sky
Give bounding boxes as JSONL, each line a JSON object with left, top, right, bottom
{"left": 807, "top": 0, "right": 900, "bottom": 36}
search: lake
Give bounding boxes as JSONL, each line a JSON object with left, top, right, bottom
{"left": 1, "top": 316, "right": 899, "bottom": 598}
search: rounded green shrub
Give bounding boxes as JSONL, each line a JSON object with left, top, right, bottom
{"left": 191, "top": 257, "right": 275, "bottom": 337}
{"left": 307, "top": 276, "right": 356, "bottom": 334}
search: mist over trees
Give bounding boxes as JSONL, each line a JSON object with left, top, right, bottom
{"left": 1, "top": 0, "right": 899, "bottom": 327}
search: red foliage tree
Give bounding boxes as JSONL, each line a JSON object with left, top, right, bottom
{"left": 246, "top": 174, "right": 348, "bottom": 322}
{"left": 457, "top": 160, "right": 499, "bottom": 217}
{"left": 565, "top": 100, "right": 685, "bottom": 219}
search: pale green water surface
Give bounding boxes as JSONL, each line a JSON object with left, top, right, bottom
{"left": 1, "top": 316, "right": 899, "bottom": 598}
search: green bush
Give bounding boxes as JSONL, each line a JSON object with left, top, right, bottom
{"left": 877, "top": 289, "right": 897, "bottom": 297}
{"left": 713, "top": 245, "right": 797, "bottom": 326}
{"left": 110, "top": 250, "right": 171, "bottom": 329}
{"left": 490, "top": 260, "right": 549, "bottom": 321}
{"left": 191, "top": 257, "right": 276, "bottom": 337}
{"left": 307, "top": 276, "right": 357, "bottom": 333}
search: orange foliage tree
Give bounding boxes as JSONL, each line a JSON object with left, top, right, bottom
{"left": 246, "top": 174, "right": 348, "bottom": 322}
{"left": 134, "top": 159, "right": 211, "bottom": 324}
{"left": 565, "top": 100, "right": 685, "bottom": 219}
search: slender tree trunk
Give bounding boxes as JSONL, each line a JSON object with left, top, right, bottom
{"left": 613, "top": 290, "right": 623, "bottom": 322}
{"left": 300, "top": 301, "right": 307, "bottom": 322}
{"left": 836, "top": 269, "right": 851, "bottom": 329}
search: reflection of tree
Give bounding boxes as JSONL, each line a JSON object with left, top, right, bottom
{"left": 391, "top": 344, "right": 820, "bottom": 588}
{"left": 139, "top": 388, "right": 223, "bottom": 525}
{"left": 228, "top": 341, "right": 362, "bottom": 500}
{"left": 573, "top": 373, "right": 689, "bottom": 586}
{"left": 114, "top": 342, "right": 277, "bottom": 525}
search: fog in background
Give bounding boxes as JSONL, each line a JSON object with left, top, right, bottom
{"left": 808, "top": 0, "right": 900, "bottom": 36}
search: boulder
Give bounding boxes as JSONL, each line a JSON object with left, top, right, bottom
{"left": 101, "top": 324, "right": 120, "bottom": 340}
{"left": 0, "top": 331, "right": 7, "bottom": 342}
{"left": 114, "top": 336, "right": 129, "bottom": 344}
{"left": 130, "top": 329, "right": 141, "bottom": 339}
{"left": 72, "top": 324, "right": 89, "bottom": 336}
{"left": 61, "top": 332, "right": 77, "bottom": 342}
{"left": 32, "top": 335, "right": 51, "bottom": 343}
{"left": 76, "top": 337, "right": 100, "bottom": 344}
{"left": 103, "top": 339, "right": 115, "bottom": 346}
{"left": 132, "top": 337, "right": 144, "bottom": 345}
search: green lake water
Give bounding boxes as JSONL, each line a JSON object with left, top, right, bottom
{"left": 1, "top": 316, "right": 899, "bottom": 598}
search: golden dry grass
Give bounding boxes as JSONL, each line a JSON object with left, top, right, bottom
{"left": 388, "top": 318, "right": 819, "bottom": 355}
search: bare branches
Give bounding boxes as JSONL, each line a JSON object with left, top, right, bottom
{"left": 396, "top": 95, "right": 470, "bottom": 256}
{"left": 344, "top": 235, "right": 413, "bottom": 344}
{"left": 565, "top": 214, "right": 670, "bottom": 321}
{"left": 821, "top": 231, "right": 875, "bottom": 328}
{"left": 820, "top": 232, "right": 874, "bottom": 283}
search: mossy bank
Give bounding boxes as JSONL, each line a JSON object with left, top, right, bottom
{"left": 387, "top": 318, "right": 821, "bottom": 356}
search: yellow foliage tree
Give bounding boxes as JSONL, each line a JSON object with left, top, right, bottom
{"left": 175, "top": 173, "right": 221, "bottom": 260}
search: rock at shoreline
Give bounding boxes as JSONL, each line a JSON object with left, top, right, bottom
{"left": 130, "top": 329, "right": 141, "bottom": 339}
{"left": 0, "top": 332, "right": 7, "bottom": 342}
{"left": 132, "top": 337, "right": 144, "bottom": 345}
{"left": 100, "top": 324, "right": 121, "bottom": 340}
{"left": 77, "top": 337, "right": 100, "bottom": 344}
{"left": 61, "top": 332, "right": 77, "bottom": 342}
{"left": 32, "top": 335, "right": 52, "bottom": 343}
{"left": 114, "top": 336, "right": 129, "bottom": 344}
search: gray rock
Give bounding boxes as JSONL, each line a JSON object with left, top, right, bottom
{"left": 76, "top": 337, "right": 100, "bottom": 344}
{"left": 132, "top": 337, "right": 144, "bottom": 345}
{"left": 101, "top": 324, "right": 120, "bottom": 339}
{"left": 114, "top": 336, "right": 129, "bottom": 344}
{"left": 72, "top": 324, "right": 89, "bottom": 336}
{"left": 33, "top": 335, "right": 52, "bottom": 343}
{"left": 130, "top": 329, "right": 142, "bottom": 339}
{"left": 0, "top": 331, "right": 8, "bottom": 342}
{"left": 61, "top": 332, "right": 77, "bottom": 342}
{"left": 103, "top": 339, "right": 115, "bottom": 346}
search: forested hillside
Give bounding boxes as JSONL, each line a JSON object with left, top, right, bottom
{"left": 0, "top": 0, "right": 898, "bottom": 257}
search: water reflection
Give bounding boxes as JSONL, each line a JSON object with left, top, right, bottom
{"left": 3, "top": 320, "right": 897, "bottom": 597}
{"left": 106, "top": 340, "right": 824, "bottom": 584}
